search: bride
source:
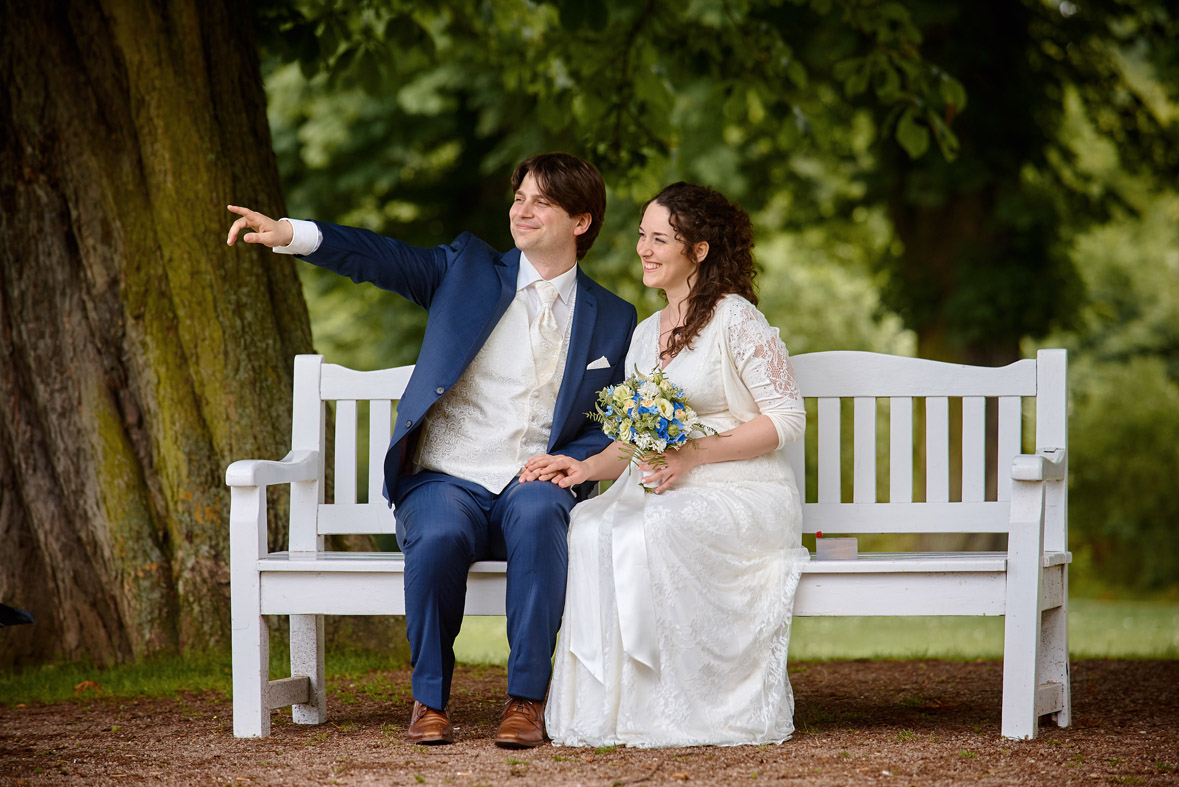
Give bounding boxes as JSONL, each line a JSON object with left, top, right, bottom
{"left": 521, "top": 182, "right": 810, "bottom": 747}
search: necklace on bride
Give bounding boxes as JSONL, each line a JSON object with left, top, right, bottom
{"left": 659, "top": 307, "right": 686, "bottom": 367}
{"left": 660, "top": 305, "right": 686, "bottom": 338}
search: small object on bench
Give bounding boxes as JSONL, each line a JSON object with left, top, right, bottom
{"left": 814, "top": 533, "right": 858, "bottom": 560}
{"left": 227, "top": 349, "right": 1070, "bottom": 741}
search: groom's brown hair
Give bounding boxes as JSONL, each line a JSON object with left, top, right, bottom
{"left": 511, "top": 153, "right": 607, "bottom": 261}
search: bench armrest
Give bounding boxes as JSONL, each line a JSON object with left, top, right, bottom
{"left": 226, "top": 450, "right": 319, "bottom": 488}
{"left": 1010, "top": 448, "right": 1065, "bottom": 482}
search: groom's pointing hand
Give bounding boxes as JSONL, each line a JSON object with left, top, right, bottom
{"left": 226, "top": 205, "right": 294, "bottom": 248}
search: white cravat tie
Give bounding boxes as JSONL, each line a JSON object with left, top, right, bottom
{"left": 531, "top": 280, "right": 561, "bottom": 384}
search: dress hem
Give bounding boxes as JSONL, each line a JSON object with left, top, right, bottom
{"left": 549, "top": 733, "right": 794, "bottom": 750}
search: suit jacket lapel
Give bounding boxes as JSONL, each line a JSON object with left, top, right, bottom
{"left": 457, "top": 249, "right": 520, "bottom": 373}
{"left": 550, "top": 270, "right": 598, "bottom": 447}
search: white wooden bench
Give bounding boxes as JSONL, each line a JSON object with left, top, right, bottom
{"left": 227, "top": 350, "right": 1070, "bottom": 740}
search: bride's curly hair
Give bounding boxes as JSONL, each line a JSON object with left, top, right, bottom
{"left": 646, "top": 182, "right": 758, "bottom": 362}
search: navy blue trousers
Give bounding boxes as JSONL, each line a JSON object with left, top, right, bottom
{"left": 393, "top": 471, "right": 576, "bottom": 710}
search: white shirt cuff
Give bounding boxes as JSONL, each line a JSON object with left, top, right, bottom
{"left": 271, "top": 218, "right": 322, "bottom": 255}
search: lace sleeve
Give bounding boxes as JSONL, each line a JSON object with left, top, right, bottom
{"left": 724, "top": 296, "right": 805, "bottom": 446}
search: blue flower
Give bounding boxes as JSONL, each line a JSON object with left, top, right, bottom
{"left": 656, "top": 418, "right": 670, "bottom": 441}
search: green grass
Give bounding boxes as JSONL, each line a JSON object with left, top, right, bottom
{"left": 2, "top": 599, "right": 1175, "bottom": 707}
{"left": 453, "top": 598, "right": 1179, "bottom": 664}
{"left": 0, "top": 652, "right": 234, "bottom": 707}
{"left": 0, "top": 644, "right": 403, "bottom": 707}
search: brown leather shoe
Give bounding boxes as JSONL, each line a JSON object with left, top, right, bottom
{"left": 407, "top": 700, "right": 454, "bottom": 745}
{"left": 494, "top": 696, "right": 546, "bottom": 749}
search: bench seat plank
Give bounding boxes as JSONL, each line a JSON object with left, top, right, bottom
{"left": 257, "top": 550, "right": 1070, "bottom": 573}
{"left": 257, "top": 555, "right": 1068, "bottom": 618}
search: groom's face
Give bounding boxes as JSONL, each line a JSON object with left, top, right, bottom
{"left": 510, "top": 172, "right": 589, "bottom": 260}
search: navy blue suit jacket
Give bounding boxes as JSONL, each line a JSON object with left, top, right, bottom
{"left": 301, "top": 222, "right": 638, "bottom": 503}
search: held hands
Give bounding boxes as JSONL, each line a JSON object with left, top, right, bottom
{"left": 521, "top": 444, "right": 704, "bottom": 494}
{"left": 521, "top": 454, "right": 588, "bottom": 488}
{"left": 226, "top": 205, "right": 294, "bottom": 248}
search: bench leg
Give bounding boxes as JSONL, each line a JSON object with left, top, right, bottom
{"left": 1001, "top": 601, "right": 1042, "bottom": 739}
{"left": 231, "top": 487, "right": 270, "bottom": 738}
{"left": 1002, "top": 481, "right": 1046, "bottom": 740}
{"left": 1039, "top": 568, "right": 1071, "bottom": 728}
{"left": 290, "top": 614, "right": 327, "bottom": 725}
{"left": 231, "top": 610, "right": 270, "bottom": 738}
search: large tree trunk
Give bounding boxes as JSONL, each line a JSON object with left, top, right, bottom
{"left": 0, "top": 0, "right": 314, "bottom": 667}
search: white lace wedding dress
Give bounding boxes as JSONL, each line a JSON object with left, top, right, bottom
{"left": 545, "top": 294, "right": 810, "bottom": 748}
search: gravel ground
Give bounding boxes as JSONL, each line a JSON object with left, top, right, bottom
{"left": 2, "top": 659, "right": 1176, "bottom": 785}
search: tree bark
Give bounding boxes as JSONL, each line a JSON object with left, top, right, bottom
{"left": 0, "top": 0, "right": 314, "bottom": 667}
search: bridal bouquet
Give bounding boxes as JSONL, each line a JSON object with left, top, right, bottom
{"left": 589, "top": 366, "right": 714, "bottom": 467}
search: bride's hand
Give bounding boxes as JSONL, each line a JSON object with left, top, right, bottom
{"left": 639, "top": 447, "right": 701, "bottom": 494}
{"left": 521, "top": 454, "right": 588, "bottom": 487}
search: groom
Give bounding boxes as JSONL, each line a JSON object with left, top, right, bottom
{"left": 227, "top": 153, "right": 636, "bottom": 748}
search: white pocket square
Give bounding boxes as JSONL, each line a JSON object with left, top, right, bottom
{"left": 586, "top": 356, "right": 611, "bottom": 370}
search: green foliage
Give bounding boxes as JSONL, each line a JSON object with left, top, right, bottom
{"left": 1067, "top": 357, "right": 1179, "bottom": 591}
{"left": 851, "top": 0, "right": 1178, "bottom": 364}
{"left": 1034, "top": 190, "right": 1179, "bottom": 594}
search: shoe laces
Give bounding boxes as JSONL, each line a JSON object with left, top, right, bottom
{"left": 502, "top": 696, "right": 542, "bottom": 722}
{"left": 413, "top": 701, "right": 446, "bottom": 724}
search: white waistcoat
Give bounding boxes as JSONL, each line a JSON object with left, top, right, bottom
{"left": 415, "top": 289, "right": 574, "bottom": 493}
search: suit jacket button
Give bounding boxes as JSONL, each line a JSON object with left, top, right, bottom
{"left": 404, "top": 419, "right": 412, "bottom": 428}
{"left": 435, "top": 386, "right": 445, "bottom": 395}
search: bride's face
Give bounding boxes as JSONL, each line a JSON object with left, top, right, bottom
{"left": 637, "top": 202, "right": 700, "bottom": 297}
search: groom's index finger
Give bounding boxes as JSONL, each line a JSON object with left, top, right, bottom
{"left": 226, "top": 205, "right": 260, "bottom": 246}
{"left": 226, "top": 215, "right": 248, "bottom": 246}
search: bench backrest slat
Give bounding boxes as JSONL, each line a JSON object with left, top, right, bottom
{"left": 997, "top": 396, "right": 1022, "bottom": 502}
{"left": 962, "top": 396, "right": 986, "bottom": 503}
{"left": 320, "top": 364, "right": 415, "bottom": 399}
{"left": 795, "top": 351, "right": 1038, "bottom": 397}
{"left": 925, "top": 396, "right": 950, "bottom": 503}
{"left": 369, "top": 399, "right": 392, "bottom": 507}
{"left": 318, "top": 502, "right": 393, "bottom": 535}
{"left": 816, "top": 398, "right": 841, "bottom": 503}
{"left": 334, "top": 399, "right": 358, "bottom": 505}
{"left": 805, "top": 501, "right": 1013, "bottom": 533}
{"left": 853, "top": 397, "right": 875, "bottom": 503}
{"left": 889, "top": 397, "right": 913, "bottom": 503}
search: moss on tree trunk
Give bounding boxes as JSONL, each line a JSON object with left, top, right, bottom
{"left": 0, "top": 0, "right": 316, "bottom": 666}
